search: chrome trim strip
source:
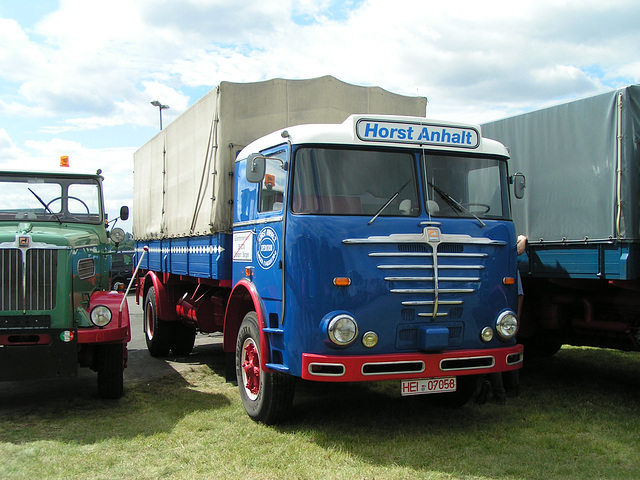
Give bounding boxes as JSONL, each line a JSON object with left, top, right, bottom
{"left": 384, "top": 276, "right": 480, "bottom": 282}
{"left": 391, "top": 288, "right": 475, "bottom": 294}
{"left": 506, "top": 352, "right": 524, "bottom": 366}
{"left": 361, "top": 360, "right": 426, "bottom": 376}
{"left": 439, "top": 356, "right": 496, "bottom": 371}
{"left": 344, "top": 231, "right": 506, "bottom": 246}
{"left": 233, "top": 216, "right": 284, "bottom": 228}
{"left": 307, "top": 362, "right": 346, "bottom": 377}
{"left": 378, "top": 264, "right": 483, "bottom": 270}
{"left": 370, "top": 252, "right": 488, "bottom": 258}
{"left": 402, "top": 300, "right": 463, "bottom": 306}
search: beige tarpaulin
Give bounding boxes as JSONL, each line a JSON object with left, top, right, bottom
{"left": 133, "top": 76, "right": 427, "bottom": 240}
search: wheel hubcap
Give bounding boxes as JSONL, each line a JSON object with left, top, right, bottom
{"left": 241, "top": 339, "right": 260, "bottom": 400}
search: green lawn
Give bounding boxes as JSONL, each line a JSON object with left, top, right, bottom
{"left": 1, "top": 346, "right": 639, "bottom": 479}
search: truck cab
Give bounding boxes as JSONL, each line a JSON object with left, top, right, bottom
{"left": 228, "top": 115, "right": 523, "bottom": 421}
{"left": 0, "top": 170, "right": 131, "bottom": 398}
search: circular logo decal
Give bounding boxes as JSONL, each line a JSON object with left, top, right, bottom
{"left": 257, "top": 226, "right": 279, "bottom": 269}
{"left": 60, "top": 331, "right": 75, "bottom": 342}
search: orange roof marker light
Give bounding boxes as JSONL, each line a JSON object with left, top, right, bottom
{"left": 60, "top": 155, "right": 69, "bottom": 167}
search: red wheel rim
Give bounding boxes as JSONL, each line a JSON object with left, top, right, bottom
{"left": 241, "top": 338, "right": 260, "bottom": 400}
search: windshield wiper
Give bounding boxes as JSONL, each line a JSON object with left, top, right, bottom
{"left": 28, "top": 188, "right": 62, "bottom": 224}
{"left": 368, "top": 179, "right": 412, "bottom": 225}
{"left": 427, "top": 181, "right": 485, "bottom": 228}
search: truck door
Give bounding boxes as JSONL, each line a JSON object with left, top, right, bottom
{"left": 253, "top": 148, "right": 287, "bottom": 304}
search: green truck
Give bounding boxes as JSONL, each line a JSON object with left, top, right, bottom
{"left": 0, "top": 170, "right": 131, "bottom": 398}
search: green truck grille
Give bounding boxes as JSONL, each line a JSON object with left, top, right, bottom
{"left": 1, "top": 249, "right": 57, "bottom": 312}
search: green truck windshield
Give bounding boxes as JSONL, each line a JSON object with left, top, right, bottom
{"left": 0, "top": 175, "right": 103, "bottom": 225}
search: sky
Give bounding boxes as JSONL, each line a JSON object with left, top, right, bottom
{"left": 1, "top": 0, "right": 639, "bottom": 233}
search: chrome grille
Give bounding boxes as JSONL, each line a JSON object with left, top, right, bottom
{"left": 344, "top": 226, "right": 506, "bottom": 319}
{"left": 0, "top": 249, "right": 57, "bottom": 311}
{"left": 1, "top": 249, "right": 23, "bottom": 311}
{"left": 373, "top": 246, "right": 486, "bottom": 318}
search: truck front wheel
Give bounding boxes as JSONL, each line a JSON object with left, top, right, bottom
{"left": 236, "top": 312, "right": 295, "bottom": 424}
{"left": 96, "top": 343, "right": 124, "bottom": 399}
{"left": 144, "top": 287, "right": 173, "bottom": 357}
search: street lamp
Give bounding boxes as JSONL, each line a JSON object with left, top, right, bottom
{"left": 150, "top": 100, "right": 170, "bottom": 130}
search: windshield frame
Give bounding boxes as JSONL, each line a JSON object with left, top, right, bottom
{"left": 0, "top": 173, "right": 105, "bottom": 225}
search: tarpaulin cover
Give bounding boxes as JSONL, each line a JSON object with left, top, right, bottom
{"left": 482, "top": 85, "right": 640, "bottom": 243}
{"left": 133, "top": 76, "right": 427, "bottom": 239}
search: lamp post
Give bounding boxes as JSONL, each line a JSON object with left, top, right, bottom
{"left": 150, "top": 100, "right": 170, "bottom": 130}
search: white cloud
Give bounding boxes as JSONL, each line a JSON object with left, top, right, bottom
{"left": 2, "top": 0, "right": 640, "bottom": 232}
{"left": 0, "top": 128, "right": 24, "bottom": 161}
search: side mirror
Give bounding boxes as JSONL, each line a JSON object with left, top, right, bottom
{"left": 512, "top": 172, "right": 526, "bottom": 199}
{"left": 120, "top": 206, "right": 129, "bottom": 221}
{"left": 246, "top": 154, "right": 266, "bottom": 183}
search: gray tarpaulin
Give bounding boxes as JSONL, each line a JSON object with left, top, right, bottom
{"left": 133, "top": 76, "right": 427, "bottom": 240}
{"left": 482, "top": 85, "right": 640, "bottom": 243}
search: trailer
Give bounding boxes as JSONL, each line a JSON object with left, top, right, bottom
{"left": 482, "top": 85, "right": 640, "bottom": 354}
{"left": 134, "top": 76, "right": 523, "bottom": 423}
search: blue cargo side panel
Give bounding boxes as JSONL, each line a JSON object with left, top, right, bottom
{"left": 135, "top": 234, "right": 232, "bottom": 281}
{"left": 521, "top": 243, "right": 638, "bottom": 280}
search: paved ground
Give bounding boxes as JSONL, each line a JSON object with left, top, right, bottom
{"left": 0, "top": 294, "right": 224, "bottom": 414}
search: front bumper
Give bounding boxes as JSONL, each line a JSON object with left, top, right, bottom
{"left": 301, "top": 344, "right": 523, "bottom": 382}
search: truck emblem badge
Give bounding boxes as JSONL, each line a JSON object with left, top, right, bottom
{"left": 257, "top": 226, "right": 279, "bottom": 269}
{"left": 426, "top": 227, "right": 441, "bottom": 243}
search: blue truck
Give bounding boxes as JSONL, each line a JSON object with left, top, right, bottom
{"left": 482, "top": 85, "right": 640, "bottom": 355}
{"left": 133, "top": 76, "right": 523, "bottom": 423}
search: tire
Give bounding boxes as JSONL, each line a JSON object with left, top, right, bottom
{"left": 521, "top": 336, "right": 562, "bottom": 358}
{"left": 144, "top": 287, "right": 173, "bottom": 357}
{"left": 97, "top": 343, "right": 124, "bottom": 399}
{"left": 171, "top": 323, "right": 196, "bottom": 356}
{"left": 236, "top": 312, "right": 295, "bottom": 424}
{"left": 428, "top": 374, "right": 479, "bottom": 408}
{"left": 111, "top": 277, "right": 124, "bottom": 291}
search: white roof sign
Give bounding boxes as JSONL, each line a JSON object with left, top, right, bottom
{"left": 356, "top": 119, "right": 479, "bottom": 148}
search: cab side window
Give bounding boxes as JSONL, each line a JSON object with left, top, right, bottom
{"left": 259, "top": 156, "right": 285, "bottom": 213}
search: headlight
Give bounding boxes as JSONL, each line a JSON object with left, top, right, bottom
{"left": 480, "top": 327, "right": 494, "bottom": 342}
{"left": 496, "top": 311, "right": 518, "bottom": 339}
{"left": 90, "top": 305, "right": 112, "bottom": 328}
{"left": 362, "top": 331, "right": 378, "bottom": 348}
{"left": 327, "top": 314, "right": 358, "bottom": 346}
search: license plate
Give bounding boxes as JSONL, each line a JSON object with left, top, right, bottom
{"left": 401, "top": 377, "right": 456, "bottom": 396}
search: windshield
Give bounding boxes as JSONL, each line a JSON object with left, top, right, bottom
{"left": 423, "top": 154, "right": 510, "bottom": 220}
{"left": 0, "top": 175, "right": 103, "bottom": 224}
{"left": 291, "top": 147, "right": 420, "bottom": 216}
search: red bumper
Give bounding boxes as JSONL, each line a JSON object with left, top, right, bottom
{"left": 301, "top": 344, "right": 523, "bottom": 382}
{"left": 77, "top": 325, "right": 130, "bottom": 344}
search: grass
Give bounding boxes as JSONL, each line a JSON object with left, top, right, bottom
{"left": 1, "top": 346, "right": 640, "bottom": 479}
